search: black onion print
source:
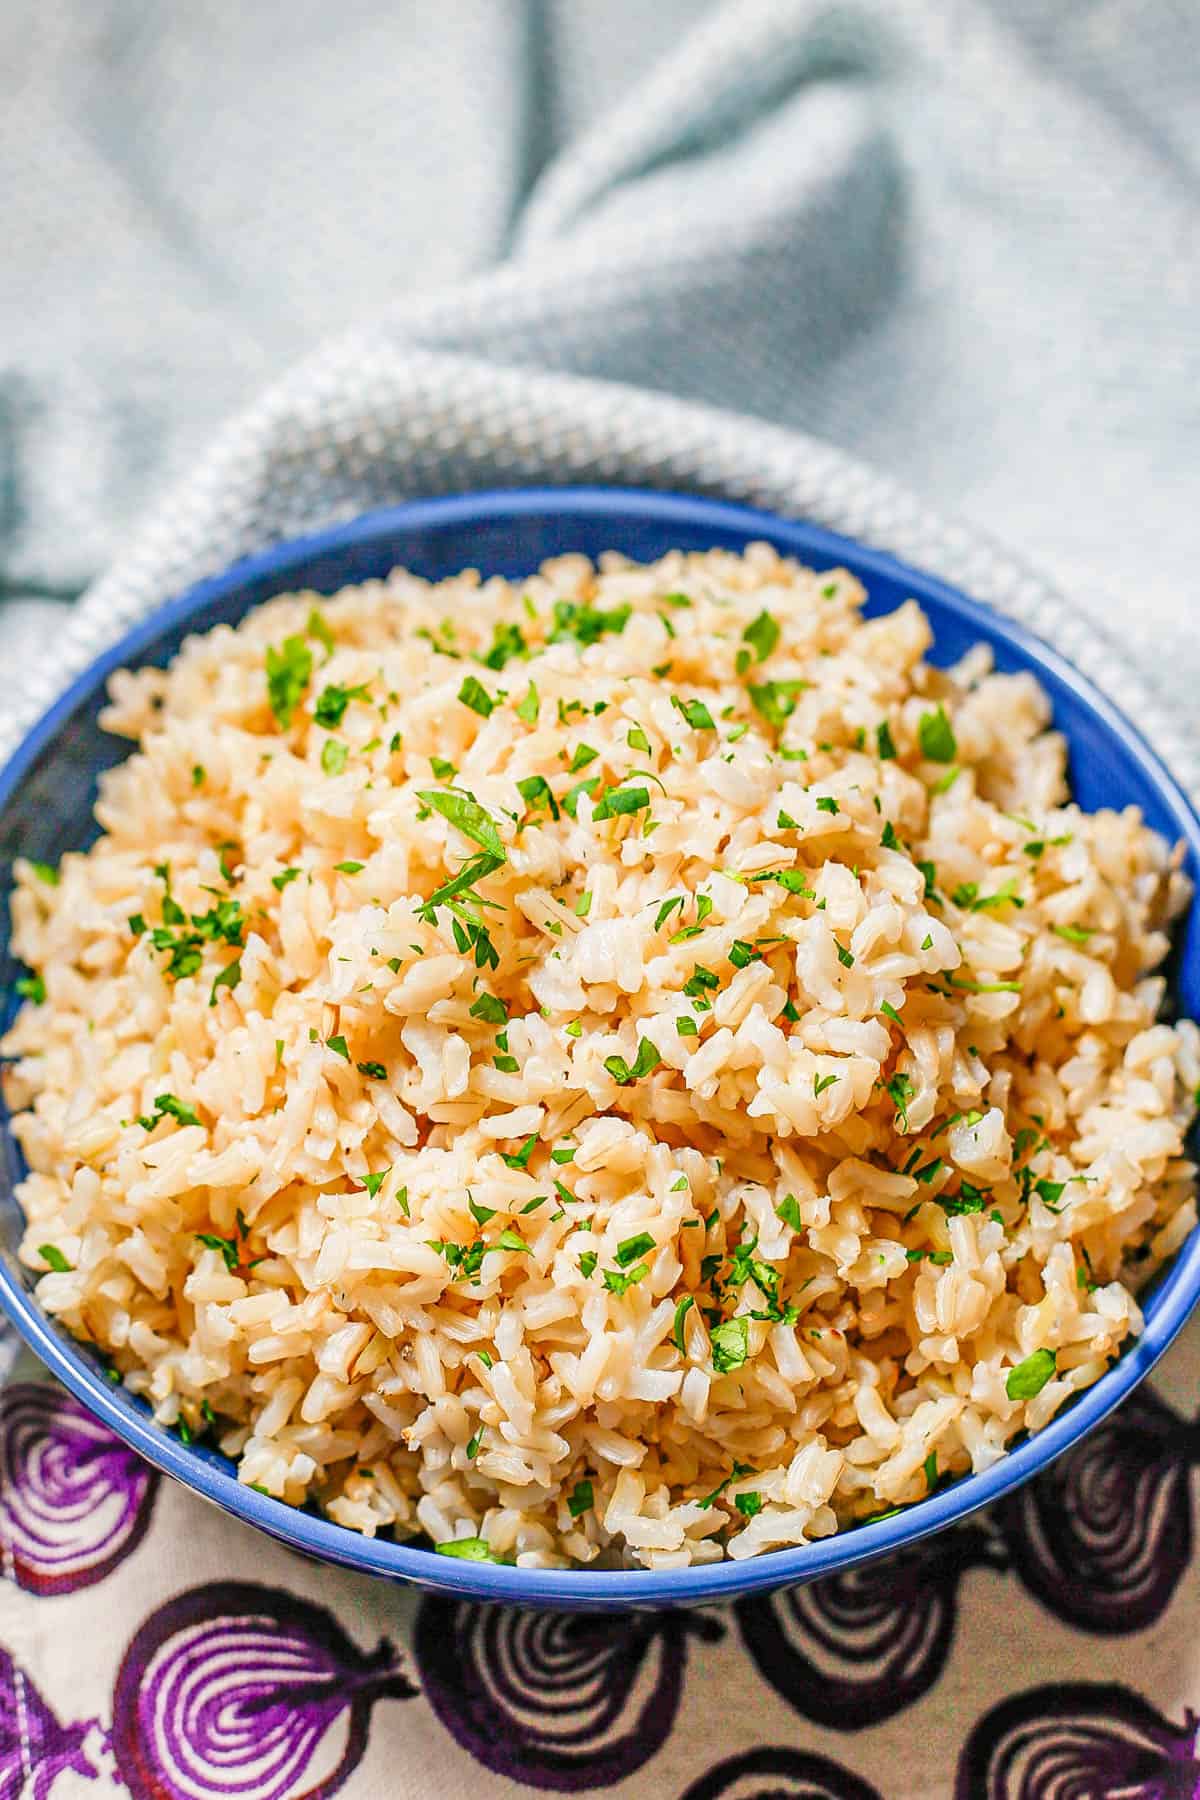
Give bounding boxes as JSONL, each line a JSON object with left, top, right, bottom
{"left": 734, "top": 1523, "right": 1007, "bottom": 1730}
{"left": 0, "top": 1643, "right": 100, "bottom": 1796}
{"left": 414, "top": 1597, "right": 723, "bottom": 1790}
{"left": 0, "top": 1382, "right": 158, "bottom": 1595}
{"left": 955, "top": 1682, "right": 1200, "bottom": 1799}
{"left": 680, "top": 1745, "right": 885, "bottom": 1800}
{"left": 998, "top": 1385, "right": 1200, "bottom": 1635}
{"left": 109, "top": 1582, "right": 416, "bottom": 1800}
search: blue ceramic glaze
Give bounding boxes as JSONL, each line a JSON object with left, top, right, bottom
{"left": 1, "top": 488, "right": 1197, "bottom": 1610}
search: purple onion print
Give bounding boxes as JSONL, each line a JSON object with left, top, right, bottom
{"left": 110, "top": 1582, "right": 416, "bottom": 1800}
{"left": 735, "top": 1523, "right": 1007, "bottom": 1730}
{"left": 414, "top": 1597, "right": 723, "bottom": 1790}
{"left": 0, "top": 1644, "right": 100, "bottom": 1797}
{"left": 680, "top": 1746, "right": 884, "bottom": 1800}
{"left": 955, "top": 1682, "right": 1200, "bottom": 1799}
{"left": 0, "top": 1382, "right": 159, "bottom": 1596}
{"left": 997, "top": 1385, "right": 1200, "bottom": 1635}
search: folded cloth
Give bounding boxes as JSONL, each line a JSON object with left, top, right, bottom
{"left": 2, "top": 3, "right": 1200, "bottom": 1797}
{"left": 2, "top": 0, "right": 1199, "bottom": 689}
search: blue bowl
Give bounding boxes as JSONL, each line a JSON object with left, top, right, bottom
{"left": 2, "top": 487, "right": 1198, "bottom": 1611}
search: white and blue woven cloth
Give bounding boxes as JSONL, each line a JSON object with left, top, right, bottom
{"left": 2, "top": 3, "right": 1200, "bottom": 1796}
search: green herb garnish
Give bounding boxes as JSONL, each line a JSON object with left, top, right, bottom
{"left": 1006, "top": 1348, "right": 1057, "bottom": 1401}
{"left": 265, "top": 635, "right": 313, "bottom": 729}
{"left": 315, "top": 682, "right": 370, "bottom": 728}
{"left": 918, "top": 703, "right": 957, "bottom": 763}
{"left": 458, "top": 674, "right": 495, "bottom": 717}
{"left": 604, "top": 1039, "right": 661, "bottom": 1085}
{"left": 418, "top": 787, "right": 505, "bottom": 859}
{"left": 710, "top": 1317, "right": 750, "bottom": 1374}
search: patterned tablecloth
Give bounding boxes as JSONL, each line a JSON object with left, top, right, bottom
{"left": 3, "top": 1317, "right": 1200, "bottom": 1798}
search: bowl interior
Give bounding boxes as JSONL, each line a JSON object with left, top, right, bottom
{"left": 1, "top": 487, "right": 1198, "bottom": 1609}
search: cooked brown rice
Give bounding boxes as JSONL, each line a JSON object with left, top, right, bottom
{"left": 4, "top": 544, "right": 1198, "bottom": 1570}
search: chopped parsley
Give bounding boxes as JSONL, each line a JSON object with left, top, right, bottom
{"left": 616, "top": 1232, "right": 655, "bottom": 1267}
{"left": 548, "top": 598, "right": 631, "bottom": 647}
{"left": 37, "top": 1244, "right": 72, "bottom": 1273}
{"left": 696, "top": 1460, "right": 754, "bottom": 1509}
{"left": 469, "top": 992, "right": 508, "bottom": 1024}
{"left": 747, "top": 680, "right": 810, "bottom": 727}
{"left": 816, "top": 796, "right": 840, "bottom": 815}
{"left": 602, "top": 1262, "right": 648, "bottom": 1295}
{"left": 333, "top": 860, "right": 364, "bottom": 874}
{"left": 501, "top": 1134, "right": 539, "bottom": 1171}
{"left": 420, "top": 849, "right": 505, "bottom": 921}
{"left": 265, "top": 635, "right": 313, "bottom": 729}
{"left": 315, "top": 682, "right": 370, "bottom": 728}
{"left": 952, "top": 878, "right": 1024, "bottom": 912}
{"left": 887, "top": 1072, "right": 915, "bottom": 1132}
{"left": 196, "top": 1231, "right": 242, "bottom": 1273}
{"left": 754, "top": 869, "right": 814, "bottom": 896}
{"left": 1052, "top": 923, "right": 1094, "bottom": 945}
{"left": 604, "top": 1039, "right": 661, "bottom": 1085}
{"left": 734, "top": 1490, "right": 763, "bottom": 1518}
{"left": 458, "top": 674, "right": 495, "bottom": 717}
{"left": 876, "top": 720, "right": 898, "bottom": 760}
{"left": 481, "top": 620, "right": 527, "bottom": 670}
{"left": 776, "top": 1195, "right": 804, "bottom": 1231}
{"left": 209, "top": 959, "right": 242, "bottom": 1007}
{"left": 676, "top": 1016, "right": 698, "bottom": 1037}
{"left": 578, "top": 1250, "right": 599, "bottom": 1279}
{"left": 516, "top": 683, "right": 540, "bottom": 724}
{"left": 1006, "top": 1348, "right": 1057, "bottom": 1401}
{"left": 137, "top": 1093, "right": 201, "bottom": 1130}
{"left": 729, "top": 940, "right": 761, "bottom": 970}
{"left": 569, "top": 743, "right": 599, "bottom": 773}
{"left": 918, "top": 704, "right": 957, "bottom": 763}
{"left": 673, "top": 1294, "right": 695, "bottom": 1353}
{"left": 16, "top": 973, "right": 45, "bottom": 1004}
{"left": 671, "top": 695, "right": 716, "bottom": 731}
{"left": 434, "top": 1538, "right": 509, "bottom": 1563}
{"left": 591, "top": 784, "right": 651, "bottom": 821}
{"left": 271, "top": 866, "right": 301, "bottom": 891}
{"left": 711, "top": 1317, "right": 750, "bottom": 1374}
{"left": 567, "top": 1478, "right": 594, "bottom": 1518}
{"left": 813, "top": 1071, "right": 839, "bottom": 1097}
{"left": 684, "top": 965, "right": 720, "bottom": 997}
{"left": 517, "top": 773, "right": 560, "bottom": 821}
{"left": 321, "top": 738, "right": 349, "bottom": 775}
{"left": 326, "top": 1034, "right": 350, "bottom": 1061}
{"left": 417, "top": 787, "right": 505, "bottom": 859}
{"left": 946, "top": 973, "right": 1022, "bottom": 995}
{"left": 741, "top": 610, "right": 780, "bottom": 664}
{"left": 356, "top": 1061, "right": 387, "bottom": 1080}
{"left": 306, "top": 608, "right": 335, "bottom": 660}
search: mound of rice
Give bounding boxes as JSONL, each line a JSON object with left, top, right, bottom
{"left": 4, "top": 543, "right": 1199, "bottom": 1570}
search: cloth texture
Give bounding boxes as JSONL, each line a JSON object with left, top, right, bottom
{"left": 2, "top": 2, "right": 1200, "bottom": 1797}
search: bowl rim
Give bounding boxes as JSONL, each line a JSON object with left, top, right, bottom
{"left": 1, "top": 482, "right": 1198, "bottom": 1608}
